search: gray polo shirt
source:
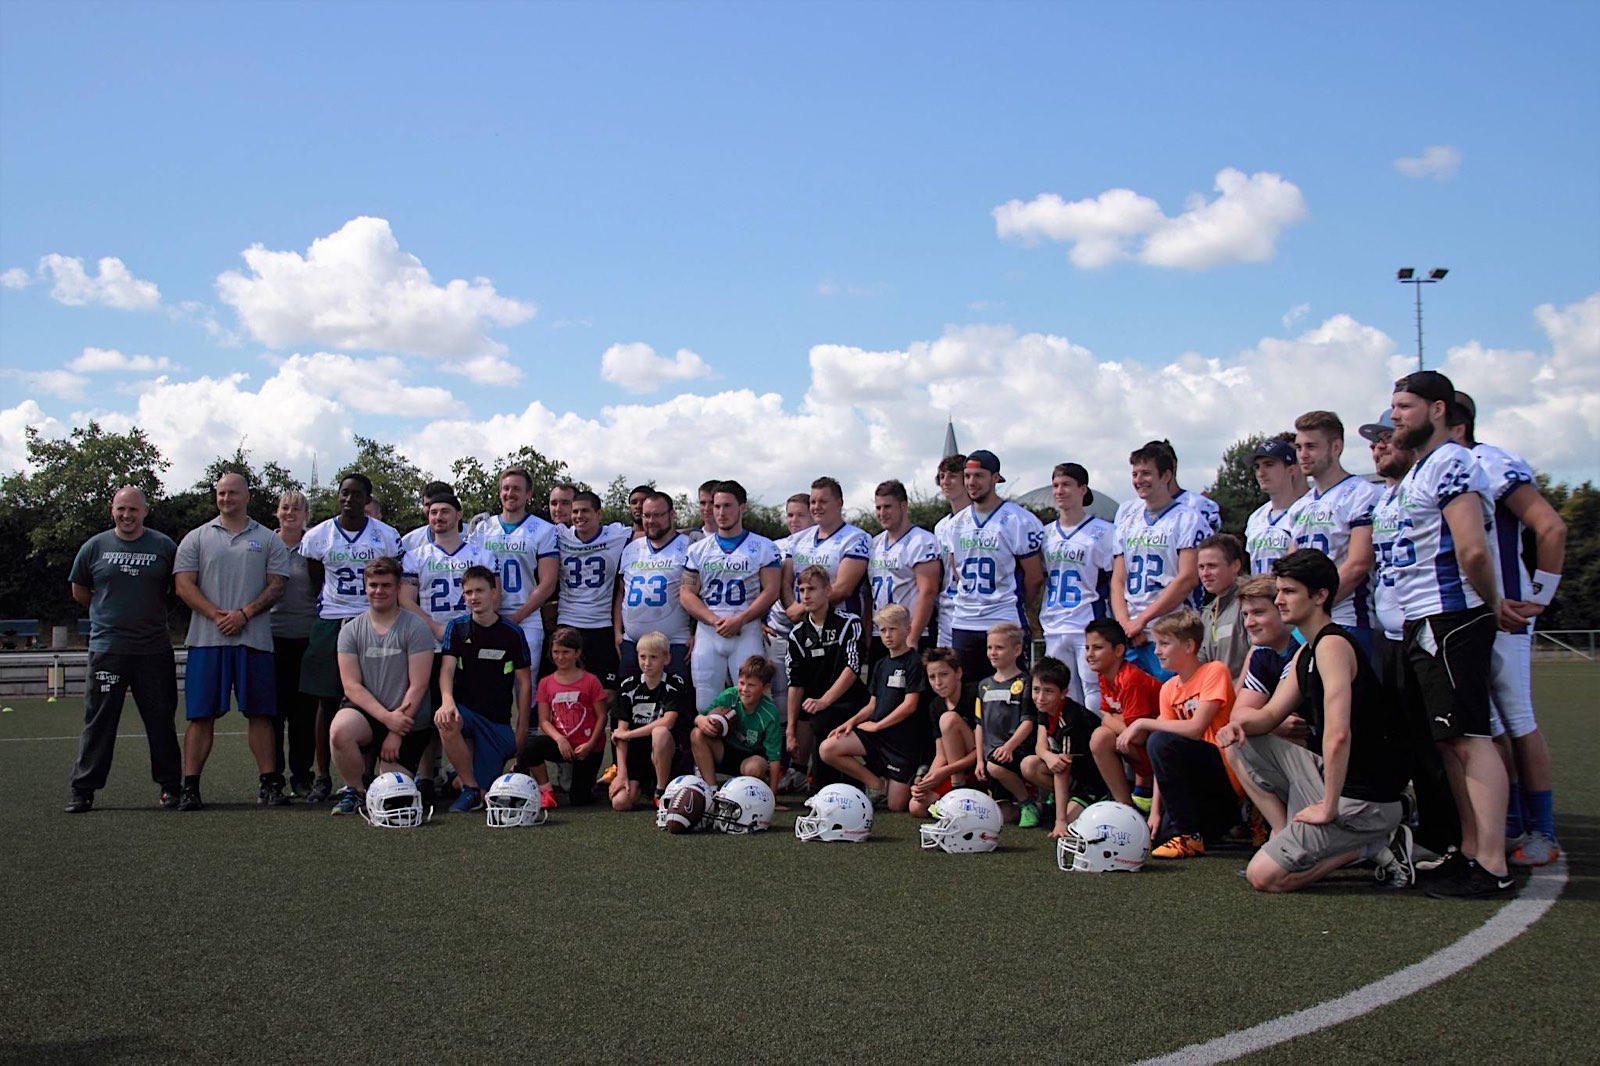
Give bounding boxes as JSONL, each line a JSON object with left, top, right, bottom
{"left": 175, "top": 517, "right": 291, "bottom": 652}
{"left": 337, "top": 610, "right": 437, "bottom": 729}
{"left": 69, "top": 528, "right": 177, "bottom": 655}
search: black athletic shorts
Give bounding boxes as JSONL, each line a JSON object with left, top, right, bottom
{"left": 716, "top": 743, "right": 763, "bottom": 777}
{"left": 618, "top": 735, "right": 673, "bottom": 794}
{"left": 859, "top": 730, "right": 923, "bottom": 785}
{"left": 349, "top": 706, "right": 432, "bottom": 774}
{"left": 1405, "top": 605, "right": 1496, "bottom": 742}
{"left": 573, "top": 626, "right": 620, "bottom": 690}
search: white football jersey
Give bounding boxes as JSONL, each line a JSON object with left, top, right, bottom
{"left": 1287, "top": 474, "right": 1380, "bottom": 628}
{"left": 765, "top": 530, "right": 805, "bottom": 637}
{"left": 868, "top": 525, "right": 941, "bottom": 637}
{"left": 684, "top": 531, "right": 781, "bottom": 618}
{"left": 1369, "top": 483, "right": 1407, "bottom": 640}
{"left": 1174, "top": 489, "right": 1223, "bottom": 536}
{"left": 1243, "top": 496, "right": 1303, "bottom": 576}
{"left": 789, "top": 522, "right": 872, "bottom": 618}
{"left": 1391, "top": 442, "right": 1496, "bottom": 620}
{"left": 402, "top": 538, "right": 495, "bottom": 639}
{"left": 947, "top": 501, "right": 1045, "bottom": 630}
{"left": 1472, "top": 442, "right": 1538, "bottom": 606}
{"left": 1113, "top": 502, "right": 1204, "bottom": 621}
{"left": 470, "top": 514, "right": 559, "bottom": 613}
{"left": 619, "top": 532, "right": 692, "bottom": 644}
{"left": 555, "top": 521, "right": 631, "bottom": 629}
{"left": 299, "top": 517, "right": 403, "bottom": 620}
{"left": 1038, "top": 516, "right": 1116, "bottom": 637}
{"left": 933, "top": 510, "right": 965, "bottom": 645}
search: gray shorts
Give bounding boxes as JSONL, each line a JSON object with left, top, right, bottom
{"left": 1236, "top": 733, "right": 1401, "bottom": 874}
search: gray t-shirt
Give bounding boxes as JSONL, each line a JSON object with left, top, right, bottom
{"left": 269, "top": 538, "right": 318, "bottom": 640}
{"left": 337, "top": 610, "right": 437, "bottom": 730}
{"left": 69, "top": 528, "right": 177, "bottom": 654}
{"left": 174, "top": 518, "right": 292, "bottom": 652}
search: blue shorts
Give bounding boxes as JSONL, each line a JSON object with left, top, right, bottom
{"left": 1125, "top": 643, "right": 1175, "bottom": 683}
{"left": 185, "top": 645, "right": 277, "bottom": 720}
{"left": 458, "top": 705, "right": 518, "bottom": 789}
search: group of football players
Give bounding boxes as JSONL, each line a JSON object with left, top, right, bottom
{"left": 64, "top": 368, "right": 1565, "bottom": 899}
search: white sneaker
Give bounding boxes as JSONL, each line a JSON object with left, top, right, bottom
{"left": 777, "top": 767, "right": 809, "bottom": 794}
{"left": 1373, "top": 823, "right": 1416, "bottom": 889}
{"left": 1509, "top": 831, "right": 1560, "bottom": 868}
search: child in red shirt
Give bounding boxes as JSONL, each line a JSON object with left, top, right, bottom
{"left": 519, "top": 626, "right": 610, "bottom": 807}
{"left": 1085, "top": 618, "right": 1162, "bottom": 813}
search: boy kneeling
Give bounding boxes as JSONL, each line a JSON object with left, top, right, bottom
{"left": 1020, "top": 656, "right": 1111, "bottom": 839}
{"left": 610, "top": 631, "right": 694, "bottom": 810}
{"left": 819, "top": 605, "right": 929, "bottom": 810}
{"left": 691, "top": 655, "right": 783, "bottom": 793}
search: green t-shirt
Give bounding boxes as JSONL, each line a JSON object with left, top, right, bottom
{"left": 703, "top": 687, "right": 782, "bottom": 762}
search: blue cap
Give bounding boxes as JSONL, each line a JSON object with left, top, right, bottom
{"left": 964, "top": 449, "right": 1006, "bottom": 483}
{"left": 1358, "top": 411, "right": 1395, "bottom": 442}
{"left": 1250, "top": 439, "right": 1298, "bottom": 465}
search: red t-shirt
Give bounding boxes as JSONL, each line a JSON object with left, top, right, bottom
{"left": 537, "top": 671, "right": 604, "bottom": 746}
{"left": 1100, "top": 661, "right": 1162, "bottom": 724}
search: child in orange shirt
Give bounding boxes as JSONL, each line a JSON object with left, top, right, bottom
{"left": 1115, "top": 609, "right": 1240, "bottom": 858}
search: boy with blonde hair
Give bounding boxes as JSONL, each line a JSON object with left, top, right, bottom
{"left": 973, "top": 622, "right": 1038, "bottom": 826}
{"left": 819, "top": 604, "right": 929, "bottom": 810}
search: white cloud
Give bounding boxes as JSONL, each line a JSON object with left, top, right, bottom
{"left": 215, "top": 216, "right": 536, "bottom": 359}
{"left": 994, "top": 169, "right": 1308, "bottom": 270}
{"left": 0, "top": 268, "right": 30, "bottom": 289}
{"left": 599, "top": 342, "right": 714, "bottom": 393}
{"left": 3, "top": 369, "right": 89, "bottom": 401}
{"left": 0, "top": 400, "right": 67, "bottom": 475}
{"left": 444, "top": 354, "right": 522, "bottom": 386}
{"left": 1282, "top": 302, "right": 1310, "bottom": 330}
{"left": 264, "top": 352, "right": 464, "bottom": 418}
{"left": 37, "top": 254, "right": 161, "bottom": 310}
{"left": 1395, "top": 145, "right": 1463, "bottom": 181}
{"left": 67, "top": 347, "right": 174, "bottom": 373}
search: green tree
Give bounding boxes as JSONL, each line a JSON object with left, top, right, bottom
{"left": 339, "top": 435, "right": 431, "bottom": 530}
{"left": 1205, "top": 433, "right": 1279, "bottom": 535}
{"left": 185, "top": 444, "right": 304, "bottom": 526}
{"left": 450, "top": 446, "right": 582, "bottom": 524}
{"left": 1538, "top": 479, "right": 1598, "bottom": 631}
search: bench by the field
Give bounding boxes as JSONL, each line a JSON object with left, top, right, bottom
{"left": 0, "top": 619, "right": 41, "bottom": 650}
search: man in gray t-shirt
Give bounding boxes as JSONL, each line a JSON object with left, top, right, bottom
{"left": 326, "top": 557, "right": 436, "bottom": 816}
{"left": 65, "top": 486, "right": 182, "bottom": 813}
{"left": 173, "top": 472, "right": 290, "bottom": 810}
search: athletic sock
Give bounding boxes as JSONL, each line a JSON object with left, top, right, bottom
{"left": 183, "top": 774, "right": 200, "bottom": 790}
{"left": 1505, "top": 782, "right": 1525, "bottom": 839}
{"left": 1524, "top": 789, "right": 1556, "bottom": 839}
{"left": 1132, "top": 785, "right": 1153, "bottom": 800}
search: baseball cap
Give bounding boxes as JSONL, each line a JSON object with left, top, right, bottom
{"left": 1249, "top": 439, "right": 1298, "bottom": 466}
{"left": 965, "top": 449, "right": 1006, "bottom": 483}
{"left": 1055, "top": 462, "right": 1094, "bottom": 506}
{"left": 1358, "top": 411, "right": 1395, "bottom": 443}
{"left": 1392, "top": 369, "right": 1456, "bottom": 405}
{"left": 1451, "top": 390, "right": 1477, "bottom": 427}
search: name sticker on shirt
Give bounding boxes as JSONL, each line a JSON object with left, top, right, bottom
{"left": 888, "top": 670, "right": 906, "bottom": 689}
{"left": 810, "top": 648, "right": 824, "bottom": 657}
{"left": 479, "top": 649, "right": 506, "bottom": 661}
{"left": 982, "top": 688, "right": 1012, "bottom": 703}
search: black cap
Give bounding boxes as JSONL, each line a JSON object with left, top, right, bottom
{"left": 1393, "top": 369, "right": 1456, "bottom": 406}
{"left": 965, "top": 449, "right": 1006, "bottom": 483}
{"left": 1358, "top": 411, "right": 1395, "bottom": 443}
{"left": 1249, "top": 440, "right": 1298, "bottom": 466}
{"left": 1056, "top": 462, "right": 1094, "bottom": 506}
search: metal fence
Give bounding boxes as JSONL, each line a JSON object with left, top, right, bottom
{"left": 1532, "top": 630, "right": 1598, "bottom": 661}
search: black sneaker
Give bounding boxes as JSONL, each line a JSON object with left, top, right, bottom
{"left": 257, "top": 780, "right": 291, "bottom": 807}
{"left": 304, "top": 776, "right": 332, "bottom": 805}
{"left": 1417, "top": 846, "right": 1467, "bottom": 882}
{"left": 1373, "top": 824, "right": 1416, "bottom": 890}
{"left": 159, "top": 787, "right": 181, "bottom": 810}
{"left": 1425, "top": 860, "right": 1515, "bottom": 901}
{"left": 289, "top": 776, "right": 314, "bottom": 799}
{"left": 64, "top": 791, "right": 93, "bottom": 814}
{"left": 177, "top": 785, "right": 205, "bottom": 812}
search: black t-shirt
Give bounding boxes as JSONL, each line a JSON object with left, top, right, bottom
{"left": 1296, "top": 623, "right": 1407, "bottom": 803}
{"left": 1040, "top": 696, "right": 1097, "bottom": 757}
{"left": 614, "top": 671, "right": 695, "bottom": 744}
{"left": 928, "top": 680, "right": 980, "bottom": 730}
{"left": 786, "top": 609, "right": 869, "bottom": 713}
{"left": 442, "top": 615, "right": 532, "bottom": 725}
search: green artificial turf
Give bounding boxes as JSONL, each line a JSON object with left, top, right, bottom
{"left": 1, "top": 663, "right": 1593, "bottom": 1065}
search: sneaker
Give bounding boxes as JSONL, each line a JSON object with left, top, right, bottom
{"left": 653, "top": 789, "right": 666, "bottom": 810}
{"left": 777, "top": 767, "right": 809, "bottom": 794}
{"left": 1018, "top": 801, "right": 1041, "bottom": 829}
{"left": 1152, "top": 834, "right": 1206, "bottom": 860}
{"left": 539, "top": 784, "right": 559, "bottom": 810}
{"left": 1417, "top": 846, "right": 1467, "bottom": 881}
{"left": 864, "top": 787, "right": 888, "bottom": 810}
{"left": 450, "top": 787, "right": 485, "bottom": 813}
{"left": 329, "top": 786, "right": 363, "bottom": 816}
{"left": 1509, "top": 832, "right": 1561, "bottom": 868}
{"left": 288, "top": 776, "right": 314, "bottom": 799}
{"left": 177, "top": 785, "right": 204, "bottom": 812}
{"left": 304, "top": 776, "right": 333, "bottom": 805}
{"left": 1373, "top": 824, "right": 1416, "bottom": 890}
{"left": 1425, "top": 860, "right": 1515, "bottom": 901}
{"left": 64, "top": 791, "right": 93, "bottom": 814}
{"left": 1130, "top": 794, "right": 1153, "bottom": 815}
{"left": 159, "top": 787, "right": 181, "bottom": 810}
{"left": 257, "top": 780, "right": 291, "bottom": 807}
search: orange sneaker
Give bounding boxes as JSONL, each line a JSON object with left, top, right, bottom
{"left": 539, "top": 784, "right": 559, "bottom": 810}
{"left": 1152, "top": 834, "right": 1206, "bottom": 859}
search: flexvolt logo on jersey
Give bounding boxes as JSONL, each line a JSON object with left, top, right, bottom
{"left": 339, "top": 547, "right": 383, "bottom": 562}
{"left": 630, "top": 557, "right": 680, "bottom": 572}
{"left": 1120, "top": 530, "right": 1180, "bottom": 552}
{"left": 1044, "top": 544, "right": 1089, "bottom": 566}
{"left": 958, "top": 532, "right": 1003, "bottom": 550}
{"left": 701, "top": 556, "right": 753, "bottom": 575}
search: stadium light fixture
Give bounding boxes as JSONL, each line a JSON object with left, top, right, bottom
{"left": 1396, "top": 266, "right": 1449, "bottom": 370}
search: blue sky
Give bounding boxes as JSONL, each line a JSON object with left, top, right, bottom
{"left": 2, "top": 1, "right": 1596, "bottom": 505}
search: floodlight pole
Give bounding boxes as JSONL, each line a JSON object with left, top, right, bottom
{"left": 1396, "top": 268, "right": 1448, "bottom": 370}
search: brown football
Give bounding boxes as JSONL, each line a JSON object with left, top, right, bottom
{"left": 664, "top": 786, "right": 707, "bottom": 833}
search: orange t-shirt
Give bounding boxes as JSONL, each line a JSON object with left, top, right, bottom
{"left": 1158, "top": 661, "right": 1241, "bottom": 792}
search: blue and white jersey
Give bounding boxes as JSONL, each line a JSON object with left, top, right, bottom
{"left": 1175, "top": 489, "right": 1223, "bottom": 536}
{"left": 1472, "top": 442, "right": 1538, "bottom": 606}
{"left": 1369, "top": 484, "right": 1407, "bottom": 641}
{"left": 1392, "top": 442, "right": 1496, "bottom": 620}
{"left": 619, "top": 532, "right": 692, "bottom": 644}
{"left": 1286, "top": 474, "right": 1380, "bottom": 629}
{"left": 789, "top": 522, "right": 872, "bottom": 618}
{"left": 933, "top": 510, "right": 965, "bottom": 644}
{"left": 684, "top": 531, "right": 781, "bottom": 619}
{"left": 868, "top": 525, "right": 941, "bottom": 637}
{"left": 1039, "top": 515, "right": 1116, "bottom": 637}
{"left": 1243, "top": 496, "right": 1303, "bottom": 575}
{"left": 765, "top": 530, "right": 805, "bottom": 637}
{"left": 1113, "top": 502, "right": 1204, "bottom": 621}
{"left": 555, "top": 521, "right": 631, "bottom": 629}
{"left": 470, "top": 514, "right": 559, "bottom": 615}
{"left": 400, "top": 524, "right": 431, "bottom": 554}
{"left": 300, "top": 516, "right": 402, "bottom": 620}
{"left": 947, "top": 501, "right": 1045, "bottom": 631}
{"left": 402, "top": 538, "right": 495, "bottom": 644}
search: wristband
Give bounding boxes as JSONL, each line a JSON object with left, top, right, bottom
{"left": 1527, "top": 570, "right": 1561, "bottom": 606}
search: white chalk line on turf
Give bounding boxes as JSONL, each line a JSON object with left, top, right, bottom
{"left": 1133, "top": 857, "right": 1568, "bottom": 1066}
{"left": 0, "top": 730, "right": 246, "bottom": 742}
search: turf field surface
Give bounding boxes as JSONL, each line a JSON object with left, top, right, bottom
{"left": 2, "top": 662, "right": 1595, "bottom": 1065}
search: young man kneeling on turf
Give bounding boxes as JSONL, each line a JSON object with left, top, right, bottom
{"left": 1115, "top": 611, "right": 1241, "bottom": 858}
{"left": 434, "top": 566, "right": 532, "bottom": 813}
{"left": 973, "top": 623, "right": 1038, "bottom": 826}
{"left": 1085, "top": 619, "right": 1161, "bottom": 814}
{"left": 819, "top": 605, "right": 929, "bottom": 810}
{"left": 1216, "top": 550, "right": 1414, "bottom": 892}
{"left": 691, "top": 655, "right": 783, "bottom": 794}
{"left": 610, "top": 631, "right": 694, "bottom": 810}
{"left": 908, "top": 648, "right": 977, "bottom": 817}
{"left": 1021, "top": 656, "right": 1111, "bottom": 839}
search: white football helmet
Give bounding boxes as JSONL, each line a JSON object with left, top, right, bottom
{"left": 361, "top": 771, "right": 429, "bottom": 828}
{"left": 919, "top": 787, "right": 1001, "bottom": 854}
{"left": 485, "top": 772, "right": 545, "bottom": 828}
{"left": 794, "top": 782, "right": 873, "bottom": 843}
{"left": 1058, "top": 800, "right": 1151, "bottom": 873}
{"left": 656, "top": 774, "right": 717, "bottom": 831}
{"left": 711, "top": 775, "right": 775, "bottom": 834}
